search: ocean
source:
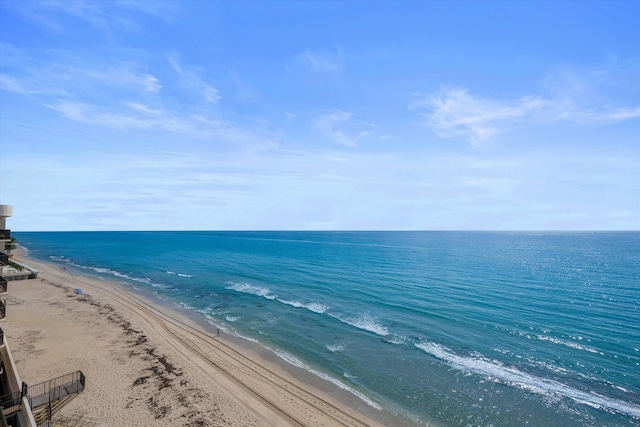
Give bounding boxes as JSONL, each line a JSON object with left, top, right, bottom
{"left": 14, "top": 231, "right": 640, "bottom": 426}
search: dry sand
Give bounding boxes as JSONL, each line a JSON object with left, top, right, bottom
{"left": 3, "top": 254, "right": 388, "bottom": 427}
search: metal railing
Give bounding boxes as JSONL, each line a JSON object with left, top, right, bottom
{"left": 0, "top": 371, "right": 86, "bottom": 417}
{"left": 0, "top": 230, "right": 9, "bottom": 240}
{"left": 0, "top": 278, "right": 7, "bottom": 294}
{"left": 26, "top": 371, "right": 85, "bottom": 410}
{"left": 0, "top": 300, "right": 5, "bottom": 319}
{"left": 0, "top": 254, "right": 8, "bottom": 266}
{"left": 0, "top": 390, "right": 22, "bottom": 415}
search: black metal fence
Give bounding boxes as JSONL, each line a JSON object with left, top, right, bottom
{"left": 0, "top": 371, "right": 85, "bottom": 418}
{"left": 0, "top": 300, "right": 5, "bottom": 320}
{"left": 0, "top": 229, "right": 9, "bottom": 240}
{"left": 0, "top": 254, "right": 8, "bottom": 266}
{"left": 0, "top": 390, "right": 22, "bottom": 416}
{"left": 26, "top": 370, "right": 86, "bottom": 410}
{"left": 0, "top": 278, "right": 7, "bottom": 294}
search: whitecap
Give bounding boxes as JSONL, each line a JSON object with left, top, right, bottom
{"left": 278, "top": 299, "right": 329, "bottom": 314}
{"left": 415, "top": 341, "right": 640, "bottom": 419}
{"left": 537, "top": 335, "right": 600, "bottom": 354}
{"left": 307, "top": 302, "right": 329, "bottom": 314}
{"left": 383, "top": 334, "right": 407, "bottom": 345}
{"left": 331, "top": 313, "right": 389, "bottom": 336}
{"left": 226, "top": 281, "right": 276, "bottom": 300}
{"left": 326, "top": 342, "right": 345, "bottom": 352}
{"left": 279, "top": 299, "right": 305, "bottom": 309}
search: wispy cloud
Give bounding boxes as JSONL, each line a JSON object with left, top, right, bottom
{"left": 168, "top": 54, "right": 221, "bottom": 104}
{"left": 87, "top": 66, "right": 162, "bottom": 93}
{"left": 410, "top": 88, "right": 547, "bottom": 145}
{"left": 0, "top": 44, "right": 270, "bottom": 145}
{"left": 45, "top": 101, "right": 258, "bottom": 143}
{"left": 593, "top": 106, "right": 640, "bottom": 122}
{"left": 0, "top": 73, "right": 54, "bottom": 96}
{"left": 4, "top": 0, "right": 178, "bottom": 36}
{"left": 312, "top": 111, "right": 374, "bottom": 147}
{"left": 412, "top": 78, "right": 640, "bottom": 145}
{"left": 0, "top": 44, "right": 161, "bottom": 97}
{"left": 298, "top": 47, "right": 343, "bottom": 73}
{"left": 115, "top": 0, "right": 179, "bottom": 22}
{"left": 284, "top": 112, "right": 297, "bottom": 123}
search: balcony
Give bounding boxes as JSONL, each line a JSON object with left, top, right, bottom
{"left": 1, "top": 371, "right": 86, "bottom": 425}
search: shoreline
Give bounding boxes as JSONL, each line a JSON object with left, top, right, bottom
{"left": 4, "top": 251, "right": 412, "bottom": 426}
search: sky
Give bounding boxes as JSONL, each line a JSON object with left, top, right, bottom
{"left": 0, "top": 0, "right": 639, "bottom": 231}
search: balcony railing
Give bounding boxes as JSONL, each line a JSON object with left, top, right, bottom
{"left": 0, "top": 278, "right": 6, "bottom": 294}
{"left": 0, "top": 230, "right": 9, "bottom": 240}
{"left": 0, "top": 390, "right": 22, "bottom": 416}
{"left": 0, "top": 371, "right": 86, "bottom": 418}
{"left": 26, "top": 371, "right": 86, "bottom": 409}
{"left": 0, "top": 300, "right": 5, "bottom": 320}
{"left": 0, "top": 253, "right": 8, "bottom": 266}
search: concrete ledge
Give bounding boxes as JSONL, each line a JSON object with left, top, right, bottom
{"left": 1, "top": 260, "right": 37, "bottom": 280}
{"left": 1, "top": 270, "right": 32, "bottom": 281}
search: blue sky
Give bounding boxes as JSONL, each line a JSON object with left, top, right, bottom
{"left": 1, "top": 0, "right": 639, "bottom": 231}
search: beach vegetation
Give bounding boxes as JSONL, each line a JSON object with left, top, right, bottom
{"left": 8, "top": 261, "right": 24, "bottom": 271}
{"left": 4, "top": 237, "right": 17, "bottom": 254}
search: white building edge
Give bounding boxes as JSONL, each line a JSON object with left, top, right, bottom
{"left": 0, "top": 205, "right": 84, "bottom": 427}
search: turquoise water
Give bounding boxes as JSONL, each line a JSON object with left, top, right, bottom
{"left": 15, "top": 231, "right": 640, "bottom": 426}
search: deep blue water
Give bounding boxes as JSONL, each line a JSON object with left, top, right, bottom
{"left": 14, "top": 231, "right": 640, "bottom": 426}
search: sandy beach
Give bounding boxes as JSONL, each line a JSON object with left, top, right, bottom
{"left": 3, "top": 253, "right": 387, "bottom": 427}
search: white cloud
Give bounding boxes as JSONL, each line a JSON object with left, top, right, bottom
{"left": 228, "top": 70, "right": 253, "bottom": 100}
{"left": 0, "top": 45, "right": 265, "bottom": 144}
{"left": 46, "top": 102, "right": 175, "bottom": 131}
{"left": 570, "top": 106, "right": 640, "bottom": 123}
{"left": 0, "top": 74, "right": 36, "bottom": 95}
{"left": 4, "top": 0, "right": 178, "bottom": 36}
{"left": 115, "top": 0, "right": 179, "bottom": 22}
{"left": 312, "top": 111, "right": 374, "bottom": 147}
{"left": 168, "top": 54, "right": 221, "bottom": 104}
{"left": 299, "top": 47, "right": 343, "bottom": 73}
{"left": 284, "top": 112, "right": 297, "bottom": 123}
{"left": 412, "top": 81, "right": 640, "bottom": 144}
{"left": 5, "top": 146, "right": 637, "bottom": 230}
{"left": 0, "top": 45, "right": 161, "bottom": 97}
{"left": 86, "top": 66, "right": 162, "bottom": 93}
{"left": 410, "top": 88, "right": 547, "bottom": 145}
{"left": 44, "top": 101, "right": 258, "bottom": 143}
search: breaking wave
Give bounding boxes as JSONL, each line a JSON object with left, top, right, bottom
{"left": 415, "top": 341, "right": 640, "bottom": 419}
{"left": 226, "top": 281, "right": 277, "bottom": 300}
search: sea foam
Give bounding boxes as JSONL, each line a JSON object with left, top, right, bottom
{"left": 331, "top": 313, "right": 389, "bottom": 336}
{"left": 278, "top": 299, "right": 329, "bottom": 314}
{"left": 226, "top": 281, "right": 276, "bottom": 300}
{"left": 415, "top": 341, "right": 640, "bottom": 419}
